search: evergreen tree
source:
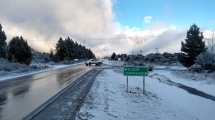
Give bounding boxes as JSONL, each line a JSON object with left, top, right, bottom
{"left": 111, "top": 52, "right": 116, "bottom": 60}
{"left": 49, "top": 49, "right": 54, "bottom": 60}
{"left": 8, "top": 36, "right": 32, "bottom": 65}
{"left": 86, "top": 48, "right": 95, "bottom": 59}
{"left": 54, "top": 37, "right": 96, "bottom": 61}
{"left": 64, "top": 37, "right": 75, "bottom": 59}
{"left": 55, "top": 37, "right": 67, "bottom": 61}
{"left": 0, "top": 24, "right": 7, "bottom": 58}
{"left": 178, "top": 24, "right": 206, "bottom": 67}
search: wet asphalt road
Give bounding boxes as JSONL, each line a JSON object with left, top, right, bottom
{"left": 0, "top": 64, "right": 90, "bottom": 120}
{"left": 25, "top": 68, "right": 102, "bottom": 120}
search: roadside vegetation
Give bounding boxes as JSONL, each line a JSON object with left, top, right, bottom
{"left": 0, "top": 24, "right": 95, "bottom": 65}
{"left": 110, "top": 24, "right": 215, "bottom": 72}
{"left": 53, "top": 37, "right": 95, "bottom": 62}
{"left": 178, "top": 24, "right": 206, "bottom": 67}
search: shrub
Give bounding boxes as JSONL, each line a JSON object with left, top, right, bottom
{"left": 196, "top": 51, "right": 215, "bottom": 71}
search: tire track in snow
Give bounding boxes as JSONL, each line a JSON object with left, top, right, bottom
{"left": 149, "top": 73, "right": 215, "bottom": 102}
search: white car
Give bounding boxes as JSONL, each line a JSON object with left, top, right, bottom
{"left": 85, "top": 59, "right": 102, "bottom": 66}
{"left": 74, "top": 59, "right": 79, "bottom": 61}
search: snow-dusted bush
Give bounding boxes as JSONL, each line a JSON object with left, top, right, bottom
{"left": 0, "top": 58, "right": 49, "bottom": 76}
{"left": 196, "top": 51, "right": 215, "bottom": 70}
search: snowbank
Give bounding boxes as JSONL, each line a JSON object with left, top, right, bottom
{"left": 0, "top": 58, "right": 82, "bottom": 81}
{"left": 0, "top": 58, "right": 49, "bottom": 79}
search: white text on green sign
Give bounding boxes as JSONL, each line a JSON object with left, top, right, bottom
{"left": 124, "top": 66, "right": 148, "bottom": 76}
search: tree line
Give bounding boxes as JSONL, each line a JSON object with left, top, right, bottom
{"left": 0, "top": 24, "right": 32, "bottom": 65}
{"left": 52, "top": 37, "right": 95, "bottom": 62}
{"left": 0, "top": 24, "right": 95, "bottom": 65}
{"left": 110, "top": 24, "right": 214, "bottom": 70}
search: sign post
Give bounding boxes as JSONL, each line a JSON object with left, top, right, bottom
{"left": 143, "top": 75, "right": 145, "bottom": 94}
{"left": 123, "top": 66, "right": 148, "bottom": 94}
{"left": 126, "top": 76, "right": 128, "bottom": 92}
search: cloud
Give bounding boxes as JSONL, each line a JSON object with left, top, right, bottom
{"left": 0, "top": 0, "right": 117, "bottom": 54}
{"left": 144, "top": 16, "right": 153, "bottom": 24}
{"left": 118, "top": 24, "right": 186, "bottom": 55}
{"left": 0, "top": 0, "right": 200, "bottom": 57}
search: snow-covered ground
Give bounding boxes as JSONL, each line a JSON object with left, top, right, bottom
{"left": 151, "top": 68, "right": 215, "bottom": 97}
{"left": 102, "top": 59, "right": 124, "bottom": 67}
{"left": 77, "top": 67, "right": 215, "bottom": 120}
{"left": 0, "top": 58, "right": 84, "bottom": 81}
{"left": 0, "top": 64, "right": 70, "bottom": 82}
{"left": 0, "top": 59, "right": 47, "bottom": 80}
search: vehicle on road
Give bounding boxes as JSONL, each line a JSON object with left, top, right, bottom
{"left": 85, "top": 59, "right": 102, "bottom": 66}
{"left": 74, "top": 59, "right": 79, "bottom": 61}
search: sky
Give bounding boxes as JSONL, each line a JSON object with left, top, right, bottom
{"left": 115, "top": 0, "right": 215, "bottom": 29}
{"left": 0, "top": 0, "right": 214, "bottom": 57}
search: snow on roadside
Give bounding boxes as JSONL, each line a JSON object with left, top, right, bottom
{"left": 147, "top": 71, "right": 215, "bottom": 120}
{"left": 0, "top": 59, "right": 84, "bottom": 82}
{"left": 0, "top": 59, "right": 48, "bottom": 81}
{"left": 152, "top": 69, "right": 215, "bottom": 97}
{"left": 77, "top": 69, "right": 196, "bottom": 120}
{"left": 102, "top": 59, "right": 124, "bottom": 67}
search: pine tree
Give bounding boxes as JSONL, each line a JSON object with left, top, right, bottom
{"left": 49, "top": 49, "right": 54, "bottom": 60}
{"left": 111, "top": 52, "right": 116, "bottom": 60}
{"left": 54, "top": 37, "right": 96, "bottom": 62}
{"left": 8, "top": 36, "right": 32, "bottom": 65}
{"left": 64, "top": 37, "right": 75, "bottom": 59}
{"left": 178, "top": 24, "right": 206, "bottom": 67}
{"left": 0, "top": 24, "right": 7, "bottom": 58}
{"left": 55, "top": 37, "right": 67, "bottom": 61}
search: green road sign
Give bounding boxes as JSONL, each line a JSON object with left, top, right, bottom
{"left": 124, "top": 66, "right": 149, "bottom": 76}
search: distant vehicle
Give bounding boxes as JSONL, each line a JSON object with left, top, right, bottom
{"left": 85, "top": 59, "right": 102, "bottom": 66}
{"left": 74, "top": 59, "right": 79, "bottom": 61}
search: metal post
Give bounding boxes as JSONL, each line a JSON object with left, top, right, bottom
{"left": 143, "top": 76, "right": 145, "bottom": 94}
{"left": 126, "top": 76, "right": 128, "bottom": 92}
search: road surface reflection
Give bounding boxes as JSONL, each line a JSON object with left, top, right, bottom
{"left": 0, "top": 64, "right": 88, "bottom": 120}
